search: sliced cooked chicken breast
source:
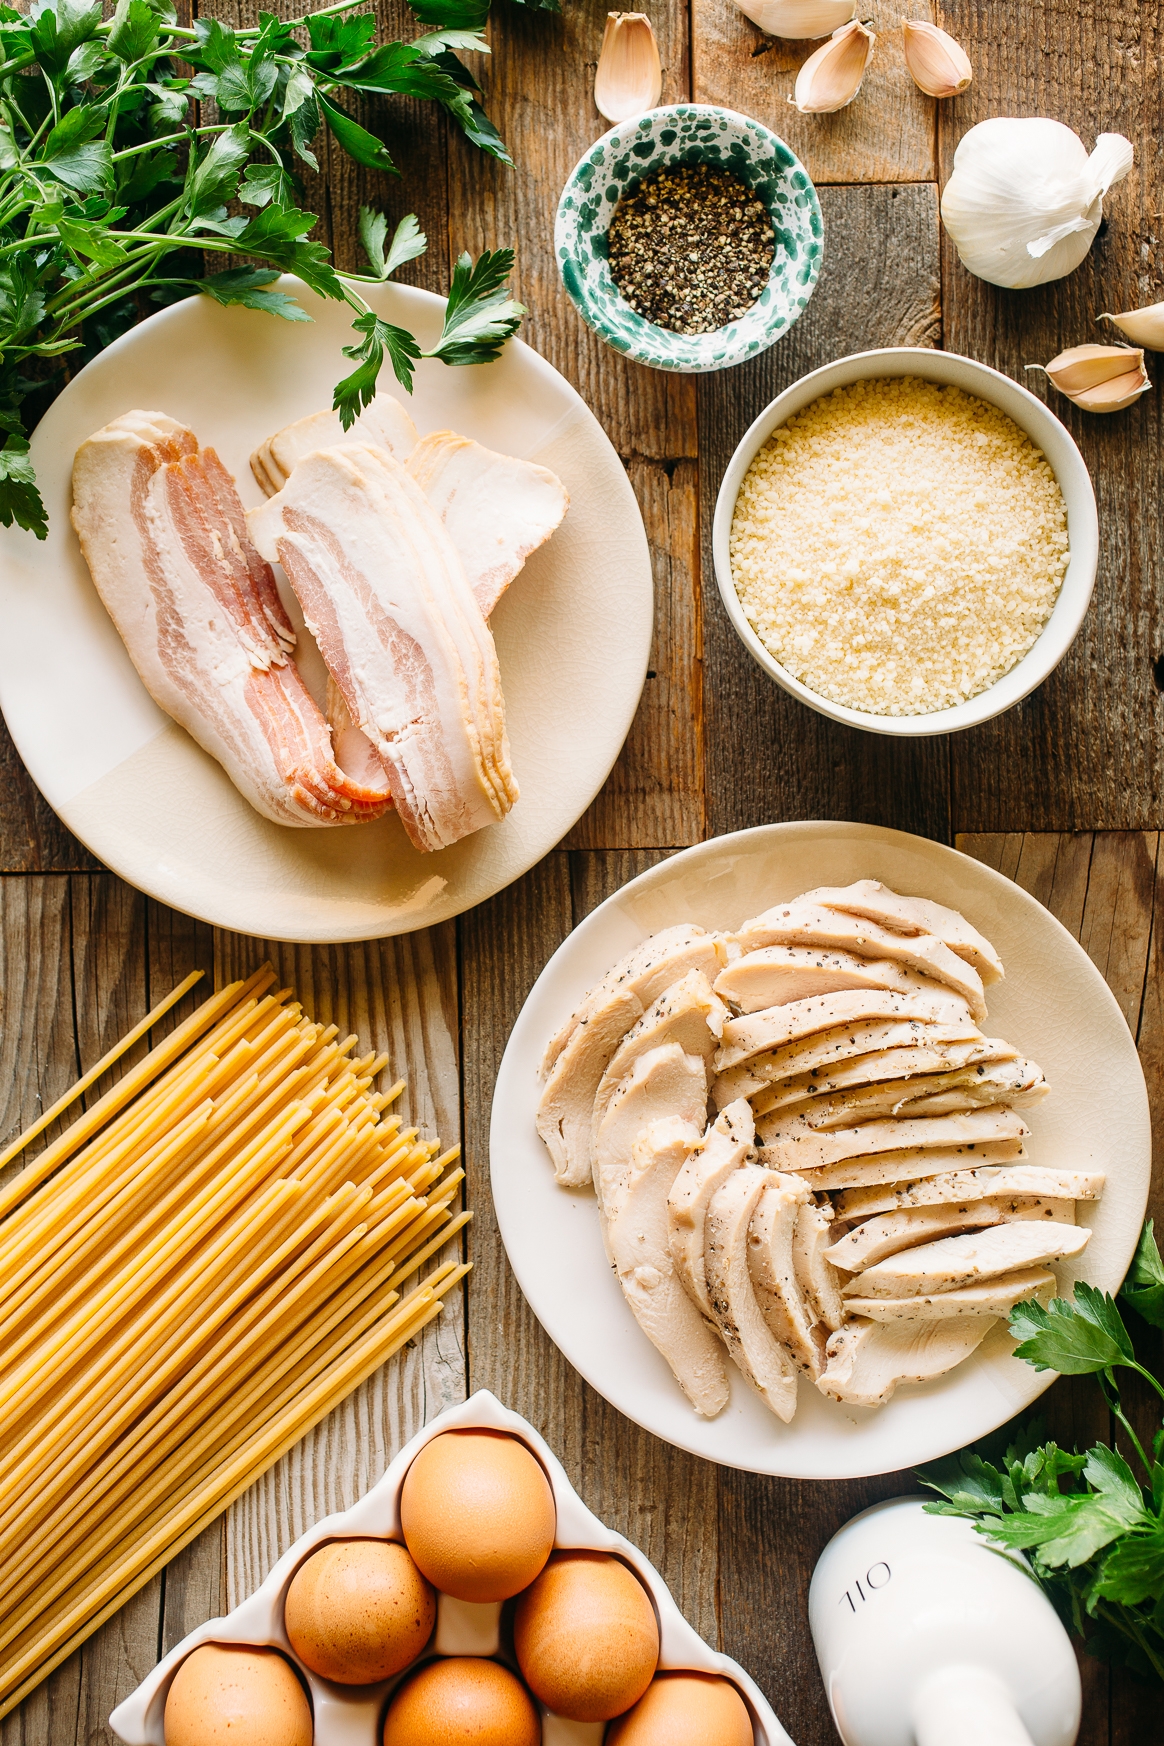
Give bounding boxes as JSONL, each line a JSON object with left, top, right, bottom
{"left": 817, "top": 1316, "right": 994, "bottom": 1407}
{"left": 730, "top": 903, "right": 987, "bottom": 1020}
{"left": 406, "top": 431, "right": 569, "bottom": 617}
{"left": 834, "top": 1166, "right": 1105, "bottom": 1220}
{"left": 668, "top": 1100, "right": 755, "bottom": 1320}
{"left": 249, "top": 396, "right": 418, "bottom": 495}
{"left": 762, "top": 1107, "right": 1028, "bottom": 1174}
{"left": 592, "top": 971, "right": 726, "bottom": 1149}
{"left": 779, "top": 1138, "right": 1028, "bottom": 1192}
{"left": 537, "top": 983, "right": 644, "bottom": 1187}
{"left": 845, "top": 1221, "right": 1089, "bottom": 1299}
{"left": 713, "top": 1020, "right": 985, "bottom": 1106}
{"left": 799, "top": 880, "right": 1004, "bottom": 984}
{"left": 758, "top": 1062, "right": 1047, "bottom": 1140}
{"left": 248, "top": 443, "right": 517, "bottom": 852}
{"left": 747, "top": 1177, "right": 824, "bottom": 1377}
{"left": 705, "top": 1165, "right": 799, "bottom": 1421}
{"left": 824, "top": 1197, "right": 1074, "bottom": 1272}
{"left": 71, "top": 412, "right": 392, "bottom": 828}
{"left": 844, "top": 1266, "right": 1057, "bottom": 1320}
{"left": 715, "top": 947, "right": 953, "bottom": 1014}
{"left": 593, "top": 1042, "right": 709, "bottom": 1219}
{"left": 715, "top": 990, "right": 976, "bottom": 1075}
{"left": 793, "top": 1201, "right": 846, "bottom": 1331}
{"left": 607, "top": 1118, "right": 730, "bottom": 1417}
{"left": 541, "top": 926, "right": 724, "bottom": 1079}
{"left": 746, "top": 1039, "right": 1019, "bottom": 1118}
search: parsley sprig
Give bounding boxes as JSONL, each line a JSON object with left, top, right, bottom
{"left": 0, "top": 0, "right": 540, "bottom": 538}
{"left": 917, "top": 1220, "right": 1164, "bottom": 1684}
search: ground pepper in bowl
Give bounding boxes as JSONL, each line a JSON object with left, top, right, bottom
{"left": 606, "top": 162, "right": 775, "bottom": 336}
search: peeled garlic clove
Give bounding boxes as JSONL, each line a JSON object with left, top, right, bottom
{"left": 902, "top": 20, "right": 972, "bottom": 97}
{"left": 734, "top": 0, "right": 856, "bottom": 37}
{"left": 793, "top": 19, "right": 875, "bottom": 113}
{"left": 594, "top": 13, "right": 662, "bottom": 123}
{"left": 1099, "top": 302, "right": 1164, "bottom": 350}
{"left": 1031, "top": 344, "right": 1150, "bottom": 413}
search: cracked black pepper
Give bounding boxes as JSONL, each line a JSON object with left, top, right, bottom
{"left": 606, "top": 163, "right": 776, "bottom": 336}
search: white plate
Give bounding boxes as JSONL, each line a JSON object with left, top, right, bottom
{"left": 490, "top": 822, "right": 1151, "bottom": 1479}
{"left": 0, "top": 281, "right": 652, "bottom": 941}
{"left": 111, "top": 1389, "right": 793, "bottom": 1746}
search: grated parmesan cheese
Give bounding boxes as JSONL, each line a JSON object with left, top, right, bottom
{"left": 728, "top": 377, "right": 1070, "bottom": 716}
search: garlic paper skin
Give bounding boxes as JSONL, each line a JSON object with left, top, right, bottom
{"left": 1099, "top": 302, "right": 1164, "bottom": 350}
{"left": 734, "top": 0, "right": 855, "bottom": 37}
{"left": 594, "top": 14, "right": 662, "bottom": 124}
{"left": 941, "top": 118, "right": 1134, "bottom": 289}
{"left": 792, "top": 20, "right": 875, "bottom": 114}
{"left": 902, "top": 21, "right": 972, "bottom": 97}
{"left": 1031, "top": 344, "right": 1150, "bottom": 413}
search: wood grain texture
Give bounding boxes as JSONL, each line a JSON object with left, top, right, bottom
{"left": 458, "top": 849, "right": 719, "bottom": 1641}
{"left": 564, "top": 458, "right": 704, "bottom": 849}
{"left": 939, "top": 3, "right": 1164, "bottom": 831}
{"left": 447, "top": 0, "right": 698, "bottom": 461}
{"left": 698, "top": 182, "right": 948, "bottom": 842}
{"left": 692, "top": 0, "right": 936, "bottom": 186}
{"left": 212, "top": 929, "right": 465, "bottom": 1603}
{"left": 0, "top": 722, "right": 100, "bottom": 874}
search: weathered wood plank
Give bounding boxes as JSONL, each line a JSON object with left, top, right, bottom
{"left": 446, "top": 0, "right": 698, "bottom": 462}
{"left": 0, "top": 878, "right": 77, "bottom": 1184}
{"left": 212, "top": 930, "right": 465, "bottom": 1604}
{"left": 564, "top": 460, "right": 704, "bottom": 850}
{"left": 459, "top": 850, "right": 719, "bottom": 1641}
{"left": 0, "top": 723, "right": 99, "bottom": 875}
{"left": 692, "top": 0, "right": 936, "bottom": 186}
{"left": 941, "top": 3, "right": 1164, "bottom": 832}
{"left": 698, "top": 182, "right": 948, "bottom": 843}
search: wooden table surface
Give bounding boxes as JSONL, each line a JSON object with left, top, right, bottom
{"left": 2, "top": 3, "right": 1162, "bottom": 1742}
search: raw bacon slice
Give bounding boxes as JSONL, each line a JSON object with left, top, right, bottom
{"left": 248, "top": 443, "right": 518, "bottom": 853}
{"left": 71, "top": 412, "right": 391, "bottom": 828}
{"left": 249, "top": 396, "right": 418, "bottom": 496}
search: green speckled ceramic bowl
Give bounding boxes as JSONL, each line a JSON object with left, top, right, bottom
{"left": 555, "top": 104, "right": 823, "bottom": 374}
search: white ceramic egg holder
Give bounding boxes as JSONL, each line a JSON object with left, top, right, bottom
{"left": 110, "top": 1390, "right": 793, "bottom": 1746}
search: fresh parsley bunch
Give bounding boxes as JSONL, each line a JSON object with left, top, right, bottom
{"left": 917, "top": 1220, "right": 1164, "bottom": 1683}
{"left": 0, "top": 0, "right": 536, "bottom": 538}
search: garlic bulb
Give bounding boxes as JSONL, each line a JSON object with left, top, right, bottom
{"left": 594, "top": 14, "right": 662, "bottom": 124}
{"left": 734, "top": 0, "right": 856, "bottom": 37}
{"left": 1099, "top": 302, "right": 1164, "bottom": 350}
{"left": 902, "top": 21, "right": 972, "bottom": 97}
{"left": 792, "top": 19, "right": 875, "bottom": 114}
{"left": 1029, "top": 344, "right": 1150, "bottom": 413}
{"left": 941, "top": 118, "right": 1134, "bottom": 289}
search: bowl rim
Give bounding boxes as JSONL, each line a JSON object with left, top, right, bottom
{"left": 554, "top": 101, "right": 823, "bottom": 375}
{"left": 710, "top": 346, "right": 1100, "bottom": 736}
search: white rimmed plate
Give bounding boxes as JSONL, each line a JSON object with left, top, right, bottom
{"left": 0, "top": 280, "right": 652, "bottom": 942}
{"left": 490, "top": 822, "right": 1150, "bottom": 1479}
{"left": 711, "top": 348, "right": 1099, "bottom": 737}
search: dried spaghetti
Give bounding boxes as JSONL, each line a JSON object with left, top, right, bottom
{"left": 0, "top": 966, "right": 469, "bottom": 1717}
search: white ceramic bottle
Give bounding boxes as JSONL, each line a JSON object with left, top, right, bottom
{"left": 809, "top": 1496, "right": 1081, "bottom": 1746}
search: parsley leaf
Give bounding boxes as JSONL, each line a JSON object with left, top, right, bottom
{"left": 1010, "top": 1283, "right": 1134, "bottom": 1375}
{"left": 315, "top": 90, "right": 398, "bottom": 176}
{"left": 430, "top": 247, "right": 523, "bottom": 364}
{"left": 0, "top": 436, "right": 47, "bottom": 539}
{"left": 198, "top": 265, "right": 311, "bottom": 321}
{"left": 359, "top": 208, "right": 426, "bottom": 280}
{"left": 334, "top": 310, "right": 423, "bottom": 419}
{"left": 1123, "top": 1220, "right": 1164, "bottom": 1329}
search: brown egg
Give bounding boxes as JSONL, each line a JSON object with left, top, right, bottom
{"left": 605, "top": 1671, "right": 753, "bottom": 1745}
{"left": 513, "top": 1551, "right": 658, "bottom": 1721}
{"left": 382, "top": 1656, "right": 540, "bottom": 1746}
{"left": 283, "top": 1538, "right": 435, "bottom": 1684}
{"left": 164, "top": 1644, "right": 312, "bottom": 1746}
{"left": 400, "top": 1430, "right": 555, "bottom": 1602}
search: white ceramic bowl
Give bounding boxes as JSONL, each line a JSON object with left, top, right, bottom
{"left": 110, "top": 1391, "right": 792, "bottom": 1746}
{"left": 711, "top": 347, "right": 1099, "bottom": 736}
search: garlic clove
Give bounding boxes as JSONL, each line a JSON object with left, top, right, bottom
{"left": 1099, "top": 302, "right": 1164, "bottom": 351}
{"left": 734, "top": 0, "right": 856, "bottom": 37}
{"left": 1070, "top": 368, "right": 1152, "bottom": 413}
{"left": 792, "top": 19, "right": 876, "bottom": 113}
{"left": 902, "top": 20, "right": 972, "bottom": 98}
{"left": 594, "top": 13, "right": 663, "bottom": 124}
{"left": 1042, "top": 343, "right": 1144, "bottom": 395}
{"left": 1030, "top": 344, "right": 1151, "bottom": 413}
